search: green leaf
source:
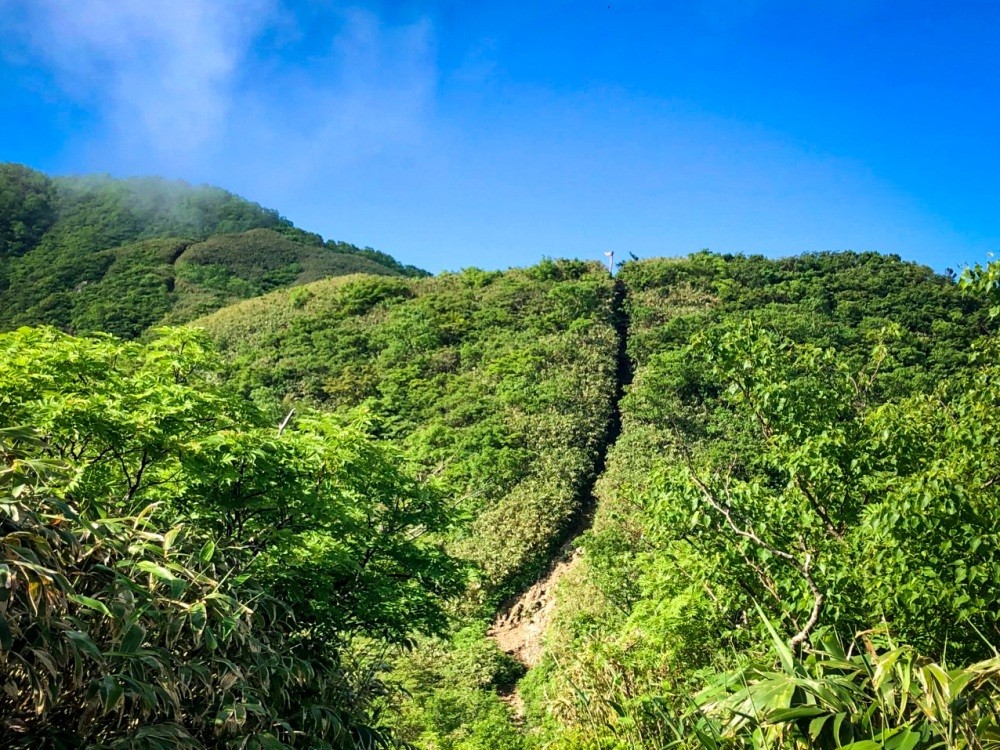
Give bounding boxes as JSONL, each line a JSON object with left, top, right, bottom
{"left": 189, "top": 602, "right": 207, "bottom": 632}
{"left": 768, "top": 706, "right": 827, "bottom": 722}
{"left": 199, "top": 539, "right": 215, "bottom": 564}
{"left": 163, "top": 526, "right": 181, "bottom": 553}
{"left": 65, "top": 629, "right": 102, "bottom": 660}
{"left": 884, "top": 728, "right": 921, "bottom": 750}
{"left": 808, "top": 714, "right": 830, "bottom": 740}
{"left": 100, "top": 674, "right": 124, "bottom": 712}
{"left": 120, "top": 622, "right": 146, "bottom": 653}
{"left": 204, "top": 626, "right": 218, "bottom": 651}
{"left": 68, "top": 593, "right": 112, "bottom": 617}
{"left": 135, "top": 561, "right": 178, "bottom": 581}
{"left": 754, "top": 603, "right": 796, "bottom": 674}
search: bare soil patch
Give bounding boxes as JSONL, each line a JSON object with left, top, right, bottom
{"left": 488, "top": 547, "right": 582, "bottom": 668}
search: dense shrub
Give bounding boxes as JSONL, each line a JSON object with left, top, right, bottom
{"left": 0, "top": 326, "right": 462, "bottom": 747}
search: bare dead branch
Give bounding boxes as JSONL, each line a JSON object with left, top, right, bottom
{"left": 277, "top": 409, "right": 295, "bottom": 437}
{"left": 789, "top": 552, "right": 824, "bottom": 649}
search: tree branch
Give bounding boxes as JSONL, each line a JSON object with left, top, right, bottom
{"left": 277, "top": 409, "right": 295, "bottom": 437}
{"left": 680, "top": 442, "right": 825, "bottom": 649}
{"left": 789, "top": 553, "right": 824, "bottom": 649}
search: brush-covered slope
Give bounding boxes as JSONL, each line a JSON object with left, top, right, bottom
{"left": 9, "top": 238, "right": 1000, "bottom": 749}
{"left": 518, "top": 251, "right": 992, "bottom": 748}
{"left": 197, "top": 260, "right": 625, "bottom": 748}
{"left": 0, "top": 163, "right": 425, "bottom": 337}
{"left": 197, "top": 260, "right": 620, "bottom": 602}
{"left": 196, "top": 250, "right": 1000, "bottom": 750}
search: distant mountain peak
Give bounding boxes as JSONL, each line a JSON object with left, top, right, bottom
{"left": 0, "top": 163, "right": 427, "bottom": 338}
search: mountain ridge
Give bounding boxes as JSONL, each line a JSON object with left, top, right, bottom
{"left": 0, "top": 163, "right": 427, "bottom": 337}
{"left": 6, "top": 163, "right": 1000, "bottom": 749}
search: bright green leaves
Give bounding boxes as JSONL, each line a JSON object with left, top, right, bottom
{"left": 0, "top": 326, "right": 460, "bottom": 747}
{"left": 67, "top": 594, "right": 112, "bottom": 618}
{"left": 960, "top": 260, "right": 1000, "bottom": 320}
{"left": 0, "top": 325, "right": 231, "bottom": 512}
{"left": 655, "top": 319, "right": 1000, "bottom": 660}
{"left": 695, "top": 630, "right": 1000, "bottom": 749}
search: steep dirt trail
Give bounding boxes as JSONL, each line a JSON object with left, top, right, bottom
{"left": 489, "top": 545, "right": 583, "bottom": 669}
{"left": 488, "top": 278, "right": 632, "bottom": 696}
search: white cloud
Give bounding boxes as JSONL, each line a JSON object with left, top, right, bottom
{"left": 231, "top": 7, "right": 437, "bottom": 189}
{"left": 2, "top": 1, "right": 437, "bottom": 187}
{"left": 4, "top": 0, "right": 274, "bottom": 158}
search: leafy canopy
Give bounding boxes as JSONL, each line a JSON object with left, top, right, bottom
{"left": 0, "top": 325, "right": 462, "bottom": 747}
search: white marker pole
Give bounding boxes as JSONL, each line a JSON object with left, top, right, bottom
{"left": 604, "top": 251, "right": 614, "bottom": 275}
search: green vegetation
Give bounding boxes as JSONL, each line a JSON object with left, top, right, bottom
{"left": 198, "top": 260, "right": 619, "bottom": 603}
{"left": 165, "top": 228, "right": 406, "bottom": 325}
{"left": 196, "top": 260, "right": 621, "bottom": 748}
{"left": 0, "top": 164, "right": 425, "bottom": 338}
{"left": 5, "top": 165, "right": 1000, "bottom": 749}
{"left": 519, "top": 252, "right": 999, "bottom": 748}
{"left": 691, "top": 623, "right": 1000, "bottom": 748}
{"left": 0, "top": 163, "right": 57, "bottom": 260}
{"left": 0, "top": 325, "right": 460, "bottom": 747}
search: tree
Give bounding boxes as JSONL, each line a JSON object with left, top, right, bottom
{"left": 0, "top": 326, "right": 462, "bottom": 747}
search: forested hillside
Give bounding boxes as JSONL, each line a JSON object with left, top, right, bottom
{"left": 4, "top": 194, "right": 1000, "bottom": 750}
{"left": 191, "top": 250, "right": 1000, "bottom": 749}
{"left": 197, "top": 261, "right": 620, "bottom": 605}
{"left": 0, "top": 163, "right": 426, "bottom": 337}
{"left": 518, "top": 252, "right": 1000, "bottom": 748}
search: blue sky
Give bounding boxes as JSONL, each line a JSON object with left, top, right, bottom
{"left": 1, "top": 0, "right": 997, "bottom": 273}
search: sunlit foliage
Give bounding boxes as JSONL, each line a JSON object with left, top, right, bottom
{"left": 0, "top": 326, "right": 461, "bottom": 747}
{"left": 0, "top": 164, "right": 424, "bottom": 337}
{"left": 197, "top": 259, "right": 622, "bottom": 747}
{"left": 523, "top": 252, "right": 993, "bottom": 749}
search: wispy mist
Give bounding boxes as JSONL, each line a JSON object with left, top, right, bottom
{"left": 1, "top": 1, "right": 436, "bottom": 192}
{"left": 2, "top": 0, "right": 273, "bottom": 160}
